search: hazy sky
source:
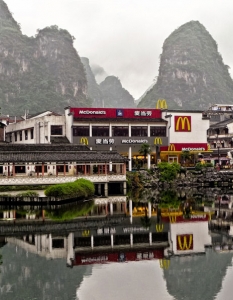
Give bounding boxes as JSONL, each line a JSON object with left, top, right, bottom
{"left": 4, "top": 0, "right": 233, "bottom": 99}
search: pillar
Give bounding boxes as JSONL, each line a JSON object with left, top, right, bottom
{"left": 129, "top": 199, "right": 133, "bottom": 224}
{"left": 84, "top": 164, "right": 87, "bottom": 175}
{"left": 104, "top": 183, "right": 108, "bottom": 197}
{"left": 64, "top": 164, "right": 66, "bottom": 176}
{"left": 130, "top": 233, "right": 133, "bottom": 247}
{"left": 147, "top": 153, "right": 151, "bottom": 169}
{"left": 12, "top": 163, "right": 15, "bottom": 177}
{"left": 123, "top": 182, "right": 127, "bottom": 195}
{"left": 110, "top": 202, "right": 113, "bottom": 215}
{"left": 149, "top": 232, "right": 152, "bottom": 246}
{"left": 109, "top": 161, "right": 112, "bottom": 172}
{"left": 111, "top": 234, "right": 114, "bottom": 248}
{"left": 128, "top": 146, "right": 132, "bottom": 171}
{"left": 91, "top": 235, "right": 94, "bottom": 249}
{"left": 148, "top": 201, "right": 152, "bottom": 218}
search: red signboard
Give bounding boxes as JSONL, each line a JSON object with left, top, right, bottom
{"left": 162, "top": 214, "right": 209, "bottom": 223}
{"left": 175, "top": 116, "right": 191, "bottom": 132}
{"left": 70, "top": 107, "right": 161, "bottom": 119}
{"left": 177, "top": 234, "right": 194, "bottom": 251}
{"left": 74, "top": 249, "right": 164, "bottom": 265}
{"left": 160, "top": 143, "right": 208, "bottom": 151}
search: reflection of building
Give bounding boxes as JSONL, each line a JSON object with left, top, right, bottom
{"left": 162, "top": 213, "right": 212, "bottom": 255}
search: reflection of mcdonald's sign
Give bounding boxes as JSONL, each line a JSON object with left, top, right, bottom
{"left": 156, "top": 99, "right": 168, "bottom": 109}
{"left": 80, "top": 137, "right": 88, "bottom": 145}
{"left": 156, "top": 224, "right": 164, "bottom": 232}
{"left": 175, "top": 116, "right": 191, "bottom": 132}
{"left": 82, "top": 230, "right": 90, "bottom": 237}
{"left": 177, "top": 234, "right": 193, "bottom": 250}
{"left": 168, "top": 144, "right": 176, "bottom": 151}
{"left": 159, "top": 259, "right": 170, "bottom": 269}
{"left": 169, "top": 215, "right": 176, "bottom": 223}
{"left": 154, "top": 137, "right": 162, "bottom": 145}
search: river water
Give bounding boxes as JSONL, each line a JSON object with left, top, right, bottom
{"left": 0, "top": 187, "right": 233, "bottom": 300}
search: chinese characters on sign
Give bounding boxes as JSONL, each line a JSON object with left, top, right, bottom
{"left": 134, "top": 111, "right": 152, "bottom": 117}
{"left": 95, "top": 138, "right": 115, "bottom": 145}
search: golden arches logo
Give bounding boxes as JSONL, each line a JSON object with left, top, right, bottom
{"left": 82, "top": 230, "right": 90, "bottom": 237}
{"left": 154, "top": 137, "right": 163, "bottom": 145}
{"left": 159, "top": 259, "right": 170, "bottom": 269}
{"left": 80, "top": 137, "right": 88, "bottom": 145}
{"left": 207, "top": 143, "right": 211, "bottom": 151}
{"left": 175, "top": 116, "right": 191, "bottom": 131}
{"left": 156, "top": 99, "right": 168, "bottom": 109}
{"left": 169, "top": 215, "right": 176, "bottom": 223}
{"left": 156, "top": 224, "right": 164, "bottom": 232}
{"left": 168, "top": 144, "right": 176, "bottom": 151}
{"left": 177, "top": 234, "right": 193, "bottom": 251}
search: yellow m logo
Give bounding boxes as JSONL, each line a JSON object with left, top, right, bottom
{"left": 169, "top": 215, "right": 176, "bottom": 223}
{"left": 159, "top": 259, "right": 170, "bottom": 269}
{"left": 175, "top": 116, "right": 191, "bottom": 131}
{"left": 82, "top": 230, "right": 90, "bottom": 237}
{"left": 154, "top": 137, "right": 162, "bottom": 145}
{"left": 80, "top": 137, "right": 88, "bottom": 145}
{"left": 156, "top": 224, "right": 164, "bottom": 232}
{"left": 156, "top": 99, "right": 168, "bottom": 109}
{"left": 168, "top": 144, "right": 176, "bottom": 151}
{"left": 177, "top": 234, "right": 193, "bottom": 250}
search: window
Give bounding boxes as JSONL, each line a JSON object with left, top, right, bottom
{"left": 19, "top": 131, "right": 22, "bottom": 141}
{"left": 25, "top": 130, "right": 28, "bottom": 140}
{"left": 31, "top": 128, "right": 34, "bottom": 139}
{"left": 73, "top": 126, "right": 89, "bottom": 136}
{"left": 131, "top": 126, "right": 147, "bottom": 137}
{"left": 14, "top": 132, "right": 17, "bottom": 142}
{"left": 51, "top": 125, "right": 63, "bottom": 135}
{"left": 150, "top": 126, "right": 166, "bottom": 137}
{"left": 92, "top": 126, "right": 109, "bottom": 137}
{"left": 112, "top": 126, "right": 129, "bottom": 136}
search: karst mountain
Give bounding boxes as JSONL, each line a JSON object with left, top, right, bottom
{"left": 138, "top": 21, "right": 233, "bottom": 110}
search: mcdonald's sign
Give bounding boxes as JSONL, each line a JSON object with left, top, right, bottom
{"left": 82, "top": 230, "right": 90, "bottom": 237}
{"left": 156, "top": 99, "right": 168, "bottom": 109}
{"left": 168, "top": 144, "right": 176, "bottom": 151}
{"left": 175, "top": 116, "right": 191, "bottom": 132}
{"left": 156, "top": 224, "right": 164, "bottom": 232}
{"left": 80, "top": 137, "right": 88, "bottom": 145}
{"left": 154, "top": 137, "right": 162, "bottom": 145}
{"left": 159, "top": 259, "right": 170, "bottom": 269}
{"left": 169, "top": 215, "right": 176, "bottom": 223}
{"left": 177, "top": 234, "right": 193, "bottom": 251}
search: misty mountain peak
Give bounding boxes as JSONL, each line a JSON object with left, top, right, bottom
{"left": 138, "top": 20, "right": 233, "bottom": 109}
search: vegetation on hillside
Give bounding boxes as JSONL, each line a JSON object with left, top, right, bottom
{"left": 138, "top": 21, "right": 233, "bottom": 110}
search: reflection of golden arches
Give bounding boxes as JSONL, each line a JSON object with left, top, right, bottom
{"left": 156, "top": 224, "right": 164, "bottom": 232}
{"left": 159, "top": 259, "right": 170, "bottom": 269}
{"left": 80, "top": 137, "right": 88, "bottom": 145}
{"left": 177, "top": 235, "right": 193, "bottom": 250}
{"left": 156, "top": 99, "right": 168, "bottom": 109}
{"left": 176, "top": 117, "right": 191, "bottom": 131}
{"left": 154, "top": 137, "right": 163, "bottom": 145}
{"left": 169, "top": 215, "right": 176, "bottom": 223}
{"left": 82, "top": 230, "right": 90, "bottom": 237}
{"left": 168, "top": 144, "right": 176, "bottom": 151}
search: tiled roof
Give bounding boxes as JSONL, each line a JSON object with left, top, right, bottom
{"left": 0, "top": 144, "right": 127, "bottom": 163}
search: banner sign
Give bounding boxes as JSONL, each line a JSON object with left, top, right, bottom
{"left": 74, "top": 249, "right": 164, "bottom": 265}
{"left": 70, "top": 107, "right": 161, "bottom": 119}
{"left": 160, "top": 143, "right": 209, "bottom": 152}
{"left": 162, "top": 214, "right": 209, "bottom": 223}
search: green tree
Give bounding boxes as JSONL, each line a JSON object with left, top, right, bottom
{"left": 180, "top": 151, "right": 191, "bottom": 165}
{"left": 138, "top": 143, "right": 151, "bottom": 167}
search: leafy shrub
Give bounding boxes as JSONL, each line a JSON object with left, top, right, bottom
{"left": 16, "top": 191, "right": 39, "bottom": 197}
{"left": 157, "top": 162, "right": 181, "bottom": 182}
{"left": 44, "top": 179, "right": 94, "bottom": 199}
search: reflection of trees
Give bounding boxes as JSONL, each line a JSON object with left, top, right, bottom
{"left": 140, "top": 206, "right": 151, "bottom": 229}
{"left": 45, "top": 200, "right": 94, "bottom": 221}
{"left": 159, "top": 190, "right": 180, "bottom": 209}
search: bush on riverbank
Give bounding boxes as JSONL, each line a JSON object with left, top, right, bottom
{"left": 0, "top": 185, "right": 49, "bottom": 192}
{"left": 157, "top": 162, "right": 181, "bottom": 182}
{"left": 44, "top": 178, "right": 95, "bottom": 199}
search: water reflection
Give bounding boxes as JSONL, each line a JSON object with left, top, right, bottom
{"left": 1, "top": 188, "right": 233, "bottom": 299}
